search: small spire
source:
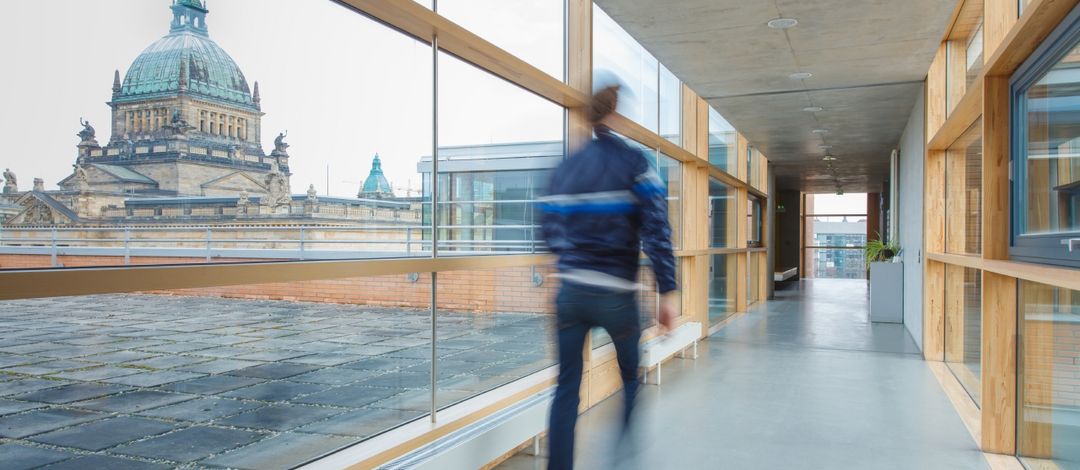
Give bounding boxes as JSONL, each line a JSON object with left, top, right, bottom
{"left": 179, "top": 61, "right": 188, "bottom": 92}
{"left": 252, "top": 81, "right": 261, "bottom": 109}
{"left": 112, "top": 70, "right": 122, "bottom": 95}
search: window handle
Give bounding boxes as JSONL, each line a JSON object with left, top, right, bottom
{"left": 1063, "top": 238, "right": 1080, "bottom": 253}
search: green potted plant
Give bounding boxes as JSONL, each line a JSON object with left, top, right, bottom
{"left": 866, "top": 235, "right": 903, "bottom": 323}
{"left": 864, "top": 238, "right": 901, "bottom": 269}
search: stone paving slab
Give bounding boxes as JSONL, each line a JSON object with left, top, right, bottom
{"left": 0, "top": 294, "right": 554, "bottom": 468}
{"left": 203, "top": 432, "right": 357, "bottom": 470}
{"left": 114, "top": 425, "right": 267, "bottom": 463}
{"left": 1, "top": 443, "right": 76, "bottom": 470}
{"left": 0, "top": 407, "right": 105, "bottom": 438}
{"left": 30, "top": 416, "right": 177, "bottom": 451}
{"left": 137, "top": 397, "right": 263, "bottom": 422}
{"left": 216, "top": 403, "right": 346, "bottom": 431}
{"left": 12, "top": 382, "right": 130, "bottom": 404}
{"left": 39, "top": 454, "right": 170, "bottom": 470}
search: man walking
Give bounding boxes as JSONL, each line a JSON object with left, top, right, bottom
{"left": 539, "top": 84, "right": 678, "bottom": 470}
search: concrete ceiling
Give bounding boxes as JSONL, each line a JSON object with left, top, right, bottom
{"left": 594, "top": 0, "right": 957, "bottom": 193}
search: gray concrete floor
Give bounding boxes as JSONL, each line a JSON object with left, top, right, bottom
{"left": 500, "top": 279, "right": 989, "bottom": 470}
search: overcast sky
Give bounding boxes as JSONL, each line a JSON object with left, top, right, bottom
{"left": 0, "top": 0, "right": 564, "bottom": 197}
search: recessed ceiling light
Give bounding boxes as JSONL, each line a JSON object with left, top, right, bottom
{"left": 803, "top": 106, "right": 823, "bottom": 112}
{"left": 819, "top": 145, "right": 833, "bottom": 149}
{"left": 823, "top": 155, "right": 836, "bottom": 161}
{"left": 812, "top": 129, "right": 829, "bottom": 134}
{"left": 767, "top": 18, "right": 799, "bottom": 29}
{"left": 790, "top": 72, "right": 813, "bottom": 80}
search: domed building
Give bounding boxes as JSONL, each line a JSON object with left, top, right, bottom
{"left": 57, "top": 0, "right": 287, "bottom": 199}
{"left": 359, "top": 154, "right": 394, "bottom": 199}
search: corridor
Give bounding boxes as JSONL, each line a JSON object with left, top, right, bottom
{"left": 501, "top": 279, "right": 988, "bottom": 469}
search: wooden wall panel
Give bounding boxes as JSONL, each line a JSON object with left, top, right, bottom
{"left": 925, "top": 260, "right": 947, "bottom": 361}
{"left": 928, "top": 44, "right": 949, "bottom": 138}
{"left": 981, "top": 271, "right": 1017, "bottom": 454}
{"left": 982, "top": 76, "right": 1010, "bottom": 260}
{"left": 984, "top": 0, "right": 1019, "bottom": 61}
{"left": 948, "top": 40, "right": 969, "bottom": 117}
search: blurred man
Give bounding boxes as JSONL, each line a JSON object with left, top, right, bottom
{"left": 539, "top": 84, "right": 677, "bottom": 470}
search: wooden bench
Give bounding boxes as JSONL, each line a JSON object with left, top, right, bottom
{"left": 774, "top": 267, "right": 798, "bottom": 282}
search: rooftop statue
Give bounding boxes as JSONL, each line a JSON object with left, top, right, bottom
{"left": 3, "top": 168, "right": 17, "bottom": 194}
{"left": 78, "top": 118, "right": 96, "bottom": 142}
{"left": 274, "top": 131, "right": 289, "bottom": 153}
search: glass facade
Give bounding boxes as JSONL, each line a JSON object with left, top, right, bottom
{"left": 708, "top": 107, "right": 738, "bottom": 174}
{"left": 433, "top": 52, "right": 564, "bottom": 255}
{"left": 709, "top": 178, "right": 734, "bottom": 248}
{"left": 660, "top": 64, "right": 682, "bottom": 145}
{"left": 1013, "top": 20, "right": 1080, "bottom": 266}
{"left": 709, "top": 254, "right": 735, "bottom": 325}
{"left": 435, "top": 0, "right": 564, "bottom": 80}
{"left": 593, "top": 4, "right": 659, "bottom": 132}
{"left": 804, "top": 194, "right": 868, "bottom": 280}
{"left": 945, "top": 266, "right": 982, "bottom": 407}
{"left": 946, "top": 119, "right": 983, "bottom": 255}
{"left": 1018, "top": 281, "right": 1080, "bottom": 469}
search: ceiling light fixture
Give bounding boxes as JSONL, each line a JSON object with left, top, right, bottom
{"left": 767, "top": 18, "right": 799, "bottom": 29}
{"left": 790, "top": 72, "right": 813, "bottom": 80}
{"left": 819, "top": 145, "right": 833, "bottom": 150}
{"left": 812, "top": 129, "right": 829, "bottom": 134}
{"left": 803, "top": 106, "right": 823, "bottom": 112}
{"left": 823, "top": 155, "right": 836, "bottom": 161}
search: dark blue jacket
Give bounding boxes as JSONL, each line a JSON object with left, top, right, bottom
{"left": 539, "top": 127, "right": 677, "bottom": 294}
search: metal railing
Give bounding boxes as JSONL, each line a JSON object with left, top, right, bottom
{"left": 0, "top": 224, "right": 545, "bottom": 266}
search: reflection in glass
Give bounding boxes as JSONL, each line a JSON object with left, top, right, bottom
{"left": 748, "top": 194, "right": 763, "bottom": 247}
{"left": 593, "top": 3, "right": 658, "bottom": 132}
{"left": 659, "top": 64, "right": 682, "bottom": 145}
{"left": 436, "top": 265, "right": 557, "bottom": 410}
{"left": 658, "top": 153, "right": 682, "bottom": 249}
{"left": 966, "top": 22, "right": 984, "bottom": 88}
{"left": 0, "top": 0, "right": 433, "bottom": 268}
{"left": 1018, "top": 281, "right": 1080, "bottom": 469}
{"left": 709, "top": 254, "right": 735, "bottom": 324}
{"left": 945, "top": 119, "right": 982, "bottom": 255}
{"left": 432, "top": 53, "right": 564, "bottom": 255}
{"left": 945, "top": 266, "right": 982, "bottom": 406}
{"left": 708, "top": 107, "right": 737, "bottom": 174}
{"left": 709, "top": 178, "right": 733, "bottom": 248}
{"left": 1018, "top": 43, "right": 1080, "bottom": 238}
{"left": 435, "top": 0, "right": 564, "bottom": 80}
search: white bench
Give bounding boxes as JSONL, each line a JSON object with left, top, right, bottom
{"left": 774, "top": 267, "right": 798, "bottom": 282}
{"left": 640, "top": 322, "right": 701, "bottom": 385}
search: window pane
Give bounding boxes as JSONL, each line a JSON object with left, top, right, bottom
{"left": 945, "top": 266, "right": 982, "bottom": 407}
{"left": 966, "top": 22, "right": 984, "bottom": 89}
{"left": 804, "top": 216, "right": 868, "bottom": 247}
{"left": 435, "top": 265, "right": 556, "bottom": 410}
{"left": 804, "top": 248, "right": 866, "bottom": 279}
{"left": 709, "top": 178, "right": 734, "bottom": 248}
{"left": 1019, "top": 44, "right": 1080, "bottom": 238}
{"left": 593, "top": 3, "right": 658, "bottom": 132}
{"left": 946, "top": 119, "right": 982, "bottom": 255}
{"left": 748, "top": 194, "right": 763, "bottom": 246}
{"left": 708, "top": 107, "right": 737, "bottom": 174}
{"left": 0, "top": 1, "right": 432, "bottom": 269}
{"left": 709, "top": 254, "right": 736, "bottom": 325}
{"left": 1018, "top": 281, "right": 1080, "bottom": 469}
{"left": 658, "top": 153, "right": 682, "bottom": 249}
{"left": 0, "top": 274, "right": 433, "bottom": 466}
{"left": 434, "top": 53, "right": 564, "bottom": 255}
{"left": 659, "top": 64, "right": 681, "bottom": 145}
{"left": 436, "top": 0, "right": 564, "bottom": 80}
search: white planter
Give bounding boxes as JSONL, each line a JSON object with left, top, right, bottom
{"left": 869, "top": 261, "right": 904, "bottom": 323}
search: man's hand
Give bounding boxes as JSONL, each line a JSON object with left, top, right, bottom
{"left": 658, "top": 293, "right": 678, "bottom": 334}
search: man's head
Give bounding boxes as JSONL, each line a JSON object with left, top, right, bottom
{"left": 588, "top": 85, "right": 620, "bottom": 126}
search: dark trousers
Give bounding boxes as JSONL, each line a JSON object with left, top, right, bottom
{"left": 547, "top": 282, "right": 641, "bottom": 470}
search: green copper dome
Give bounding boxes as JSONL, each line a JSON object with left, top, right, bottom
{"left": 115, "top": 1, "right": 254, "bottom": 109}
{"left": 359, "top": 154, "right": 393, "bottom": 198}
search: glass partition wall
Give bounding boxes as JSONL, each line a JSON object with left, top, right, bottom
{"left": 0, "top": 1, "right": 769, "bottom": 468}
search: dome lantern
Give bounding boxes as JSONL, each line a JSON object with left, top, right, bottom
{"left": 171, "top": 0, "right": 209, "bottom": 37}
